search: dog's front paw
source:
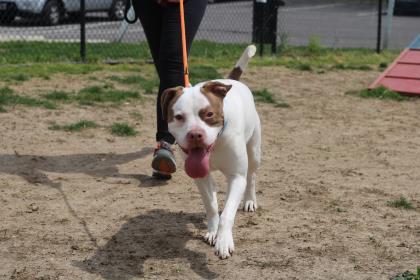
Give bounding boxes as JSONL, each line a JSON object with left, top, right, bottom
{"left": 214, "top": 230, "right": 234, "bottom": 259}
{"left": 243, "top": 199, "right": 257, "bottom": 212}
{"left": 204, "top": 231, "right": 217, "bottom": 246}
{"left": 204, "top": 215, "right": 219, "bottom": 246}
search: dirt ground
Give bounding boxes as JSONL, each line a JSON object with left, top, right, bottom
{"left": 0, "top": 67, "right": 419, "bottom": 280}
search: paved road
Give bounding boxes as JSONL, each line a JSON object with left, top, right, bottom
{"left": 0, "top": 1, "right": 418, "bottom": 49}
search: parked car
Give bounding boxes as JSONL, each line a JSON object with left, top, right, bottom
{"left": 394, "top": 0, "right": 420, "bottom": 15}
{"left": 0, "top": 0, "right": 127, "bottom": 25}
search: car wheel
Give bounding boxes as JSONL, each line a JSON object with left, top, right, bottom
{"left": 43, "top": 0, "right": 62, "bottom": 26}
{"left": 109, "top": 0, "right": 127, "bottom": 21}
{"left": 0, "top": 12, "right": 16, "bottom": 24}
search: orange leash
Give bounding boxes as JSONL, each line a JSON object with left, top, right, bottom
{"left": 179, "top": 0, "right": 190, "bottom": 87}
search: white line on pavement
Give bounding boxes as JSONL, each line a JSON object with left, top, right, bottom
{"left": 0, "top": 34, "right": 109, "bottom": 43}
{"left": 281, "top": 3, "right": 351, "bottom": 12}
{"left": 357, "top": 11, "right": 378, "bottom": 17}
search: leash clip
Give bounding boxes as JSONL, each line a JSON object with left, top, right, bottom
{"left": 218, "top": 120, "right": 227, "bottom": 138}
{"left": 124, "top": 0, "right": 138, "bottom": 24}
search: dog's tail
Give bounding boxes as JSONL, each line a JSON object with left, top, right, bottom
{"left": 228, "top": 45, "right": 257, "bottom": 81}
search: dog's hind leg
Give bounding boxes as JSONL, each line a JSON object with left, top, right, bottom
{"left": 195, "top": 175, "right": 219, "bottom": 246}
{"left": 244, "top": 125, "right": 261, "bottom": 212}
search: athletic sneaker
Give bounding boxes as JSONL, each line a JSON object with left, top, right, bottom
{"left": 151, "top": 140, "right": 177, "bottom": 180}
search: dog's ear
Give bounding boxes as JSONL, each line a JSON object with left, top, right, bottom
{"left": 161, "top": 86, "right": 184, "bottom": 122}
{"left": 201, "top": 81, "right": 232, "bottom": 99}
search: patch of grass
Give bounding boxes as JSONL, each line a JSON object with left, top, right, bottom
{"left": 296, "top": 63, "right": 312, "bottom": 71}
{"left": 0, "top": 41, "right": 151, "bottom": 64}
{"left": 379, "top": 62, "right": 388, "bottom": 69}
{"left": 189, "top": 65, "right": 220, "bottom": 84}
{"left": 334, "top": 63, "right": 372, "bottom": 71}
{"left": 108, "top": 75, "right": 158, "bottom": 94}
{"left": 0, "top": 87, "right": 57, "bottom": 110}
{"left": 49, "top": 120, "right": 98, "bottom": 132}
{"left": 360, "top": 87, "right": 405, "bottom": 100}
{"left": 108, "top": 75, "right": 140, "bottom": 85}
{"left": 0, "top": 63, "right": 103, "bottom": 82}
{"left": 137, "top": 76, "right": 158, "bottom": 94}
{"left": 306, "top": 36, "right": 326, "bottom": 55}
{"left": 274, "top": 102, "right": 291, "bottom": 108}
{"left": 41, "top": 74, "right": 51, "bottom": 80}
{"left": 192, "top": 41, "right": 398, "bottom": 72}
{"left": 253, "top": 89, "right": 290, "bottom": 108}
{"left": 110, "top": 123, "right": 137, "bottom": 137}
{"left": 253, "top": 89, "right": 276, "bottom": 103}
{"left": 76, "top": 85, "right": 140, "bottom": 105}
{"left": 43, "top": 91, "right": 71, "bottom": 101}
{"left": 0, "top": 41, "right": 401, "bottom": 79}
{"left": 190, "top": 41, "right": 250, "bottom": 66}
{"left": 387, "top": 196, "right": 414, "bottom": 210}
{"left": 348, "top": 87, "right": 408, "bottom": 101}
{"left": 39, "top": 101, "right": 57, "bottom": 109}
{"left": 8, "top": 73, "right": 31, "bottom": 82}
{"left": 0, "top": 87, "right": 14, "bottom": 99}
{"left": 336, "top": 207, "right": 347, "bottom": 213}
{"left": 263, "top": 44, "right": 397, "bottom": 72}
{"left": 391, "top": 267, "right": 420, "bottom": 280}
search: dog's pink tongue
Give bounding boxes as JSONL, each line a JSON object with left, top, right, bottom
{"left": 185, "top": 148, "right": 210, "bottom": 179}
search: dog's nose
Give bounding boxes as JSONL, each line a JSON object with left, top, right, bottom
{"left": 187, "top": 130, "right": 205, "bottom": 142}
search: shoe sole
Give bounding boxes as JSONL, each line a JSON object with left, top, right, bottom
{"left": 151, "top": 150, "right": 177, "bottom": 174}
{"left": 152, "top": 170, "right": 172, "bottom": 180}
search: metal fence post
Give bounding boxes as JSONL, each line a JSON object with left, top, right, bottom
{"left": 252, "top": 0, "right": 266, "bottom": 57}
{"left": 383, "top": 0, "right": 395, "bottom": 49}
{"left": 80, "top": 0, "right": 86, "bottom": 62}
{"left": 376, "top": 0, "right": 383, "bottom": 53}
{"left": 259, "top": 4, "right": 264, "bottom": 57}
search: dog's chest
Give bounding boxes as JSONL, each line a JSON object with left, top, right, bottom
{"left": 208, "top": 136, "right": 238, "bottom": 172}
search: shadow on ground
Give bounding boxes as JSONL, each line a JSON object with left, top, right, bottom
{"left": 0, "top": 147, "right": 171, "bottom": 248}
{"left": 74, "top": 209, "right": 218, "bottom": 280}
{"left": 0, "top": 147, "right": 164, "bottom": 188}
{"left": 0, "top": 149, "right": 217, "bottom": 278}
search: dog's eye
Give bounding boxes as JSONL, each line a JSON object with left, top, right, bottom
{"left": 206, "top": 112, "right": 214, "bottom": 118}
{"left": 175, "top": 114, "right": 184, "bottom": 121}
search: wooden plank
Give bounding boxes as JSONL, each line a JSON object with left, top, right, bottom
{"left": 370, "top": 35, "right": 420, "bottom": 95}
{"left": 380, "top": 77, "right": 420, "bottom": 95}
{"left": 399, "top": 50, "right": 420, "bottom": 64}
{"left": 387, "top": 63, "right": 420, "bottom": 79}
{"left": 369, "top": 49, "right": 409, "bottom": 89}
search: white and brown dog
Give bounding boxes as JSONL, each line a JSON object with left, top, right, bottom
{"left": 161, "top": 45, "right": 261, "bottom": 259}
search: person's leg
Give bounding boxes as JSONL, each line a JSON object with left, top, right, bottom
{"left": 156, "top": 0, "right": 207, "bottom": 144}
{"left": 134, "top": 1, "right": 174, "bottom": 178}
{"left": 136, "top": 0, "right": 207, "bottom": 179}
{"left": 134, "top": 0, "right": 163, "bottom": 77}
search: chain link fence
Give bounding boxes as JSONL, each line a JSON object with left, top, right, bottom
{"left": 276, "top": 0, "right": 413, "bottom": 50}
{"left": 0, "top": 0, "right": 418, "bottom": 62}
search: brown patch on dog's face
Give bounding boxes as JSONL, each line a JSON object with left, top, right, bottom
{"left": 200, "top": 81, "right": 232, "bottom": 127}
{"left": 161, "top": 86, "right": 184, "bottom": 122}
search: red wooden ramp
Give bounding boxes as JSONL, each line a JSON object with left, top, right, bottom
{"left": 370, "top": 35, "right": 420, "bottom": 95}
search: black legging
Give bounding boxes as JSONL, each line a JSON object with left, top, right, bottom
{"left": 132, "top": 0, "right": 207, "bottom": 144}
